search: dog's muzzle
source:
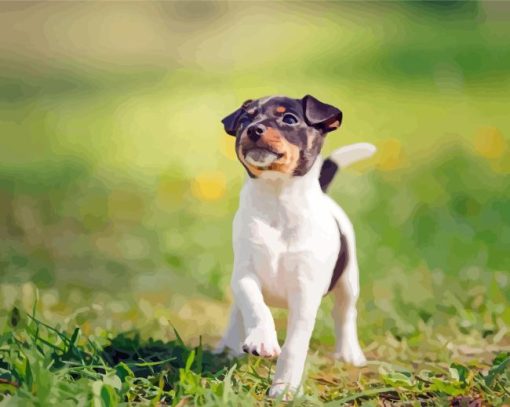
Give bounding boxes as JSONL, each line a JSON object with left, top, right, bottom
{"left": 244, "top": 147, "right": 282, "bottom": 168}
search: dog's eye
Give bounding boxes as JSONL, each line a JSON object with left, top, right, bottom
{"left": 282, "top": 113, "right": 298, "bottom": 125}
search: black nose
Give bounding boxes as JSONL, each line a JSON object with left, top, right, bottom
{"left": 247, "top": 124, "right": 265, "bottom": 142}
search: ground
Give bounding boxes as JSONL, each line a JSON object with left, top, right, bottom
{"left": 1, "top": 277, "right": 509, "bottom": 405}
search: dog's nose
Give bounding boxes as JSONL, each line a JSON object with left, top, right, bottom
{"left": 247, "top": 124, "right": 265, "bottom": 142}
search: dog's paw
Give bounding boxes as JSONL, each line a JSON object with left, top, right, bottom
{"left": 242, "top": 326, "right": 281, "bottom": 358}
{"left": 333, "top": 344, "right": 367, "bottom": 367}
{"left": 267, "top": 383, "right": 302, "bottom": 400}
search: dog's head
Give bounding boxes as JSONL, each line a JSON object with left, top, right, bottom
{"left": 222, "top": 95, "right": 342, "bottom": 177}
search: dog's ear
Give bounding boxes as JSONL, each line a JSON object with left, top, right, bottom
{"left": 221, "top": 99, "right": 253, "bottom": 136}
{"left": 302, "top": 95, "right": 342, "bottom": 133}
{"left": 221, "top": 107, "right": 243, "bottom": 136}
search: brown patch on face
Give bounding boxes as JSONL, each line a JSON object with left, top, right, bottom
{"left": 236, "top": 127, "right": 300, "bottom": 176}
{"left": 261, "top": 128, "right": 300, "bottom": 175}
{"left": 236, "top": 143, "right": 263, "bottom": 177}
{"left": 269, "top": 142, "right": 300, "bottom": 174}
{"left": 275, "top": 106, "right": 286, "bottom": 113}
{"left": 328, "top": 120, "right": 340, "bottom": 129}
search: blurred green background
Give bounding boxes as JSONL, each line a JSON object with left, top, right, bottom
{"left": 1, "top": 1, "right": 509, "bottom": 352}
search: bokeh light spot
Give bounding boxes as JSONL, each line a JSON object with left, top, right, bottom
{"left": 376, "top": 138, "right": 406, "bottom": 171}
{"left": 473, "top": 127, "right": 506, "bottom": 159}
{"left": 220, "top": 134, "right": 237, "bottom": 161}
{"left": 191, "top": 171, "right": 226, "bottom": 201}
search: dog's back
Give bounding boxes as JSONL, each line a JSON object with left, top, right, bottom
{"left": 318, "top": 143, "right": 377, "bottom": 291}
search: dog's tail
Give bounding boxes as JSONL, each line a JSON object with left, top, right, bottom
{"left": 319, "top": 143, "right": 377, "bottom": 192}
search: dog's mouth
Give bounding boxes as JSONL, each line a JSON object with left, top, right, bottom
{"left": 243, "top": 147, "right": 284, "bottom": 169}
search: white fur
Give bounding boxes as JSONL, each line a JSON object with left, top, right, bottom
{"left": 215, "top": 143, "right": 376, "bottom": 399}
{"left": 329, "top": 142, "right": 377, "bottom": 168}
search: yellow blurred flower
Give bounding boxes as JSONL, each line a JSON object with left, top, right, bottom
{"left": 473, "top": 127, "right": 506, "bottom": 159}
{"left": 376, "top": 138, "right": 406, "bottom": 171}
{"left": 191, "top": 171, "right": 226, "bottom": 201}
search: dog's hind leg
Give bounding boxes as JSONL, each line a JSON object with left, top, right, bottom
{"left": 331, "top": 256, "right": 366, "bottom": 366}
{"left": 214, "top": 304, "right": 245, "bottom": 357}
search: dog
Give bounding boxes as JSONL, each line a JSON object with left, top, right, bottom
{"left": 215, "top": 95, "right": 376, "bottom": 399}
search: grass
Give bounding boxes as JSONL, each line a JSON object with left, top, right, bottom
{"left": 1, "top": 300, "right": 509, "bottom": 406}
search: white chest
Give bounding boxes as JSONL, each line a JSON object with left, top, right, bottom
{"left": 233, "top": 180, "right": 340, "bottom": 307}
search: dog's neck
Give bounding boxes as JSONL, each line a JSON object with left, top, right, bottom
{"left": 242, "top": 156, "right": 323, "bottom": 201}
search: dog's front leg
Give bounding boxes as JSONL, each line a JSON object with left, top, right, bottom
{"left": 269, "top": 289, "right": 322, "bottom": 399}
{"left": 231, "top": 274, "right": 281, "bottom": 358}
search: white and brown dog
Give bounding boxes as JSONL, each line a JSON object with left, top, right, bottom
{"left": 215, "top": 95, "right": 375, "bottom": 398}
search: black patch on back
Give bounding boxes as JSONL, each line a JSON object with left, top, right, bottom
{"left": 327, "top": 223, "right": 348, "bottom": 293}
{"left": 319, "top": 158, "right": 339, "bottom": 192}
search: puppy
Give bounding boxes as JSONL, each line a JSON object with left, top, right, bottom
{"left": 215, "top": 95, "right": 376, "bottom": 398}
